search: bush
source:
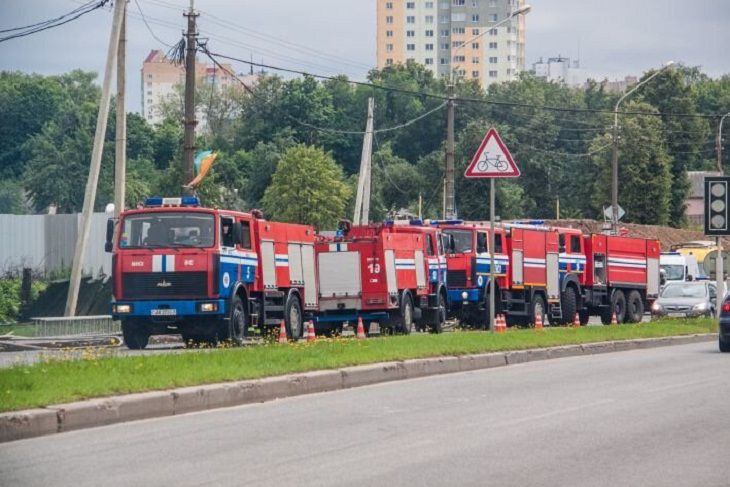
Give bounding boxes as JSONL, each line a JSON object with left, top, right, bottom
{"left": 0, "top": 278, "right": 47, "bottom": 323}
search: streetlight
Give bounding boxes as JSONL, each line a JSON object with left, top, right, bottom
{"left": 610, "top": 60, "right": 674, "bottom": 233}
{"left": 444, "top": 4, "right": 532, "bottom": 219}
{"left": 717, "top": 111, "right": 730, "bottom": 173}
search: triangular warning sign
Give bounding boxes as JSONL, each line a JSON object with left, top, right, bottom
{"left": 464, "top": 128, "right": 520, "bottom": 178}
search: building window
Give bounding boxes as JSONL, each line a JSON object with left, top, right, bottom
{"left": 425, "top": 58, "right": 434, "bottom": 65}
{"left": 407, "top": 43, "right": 416, "bottom": 51}
{"left": 489, "top": 28, "right": 497, "bottom": 36}
{"left": 472, "top": 28, "right": 479, "bottom": 35}
{"left": 452, "top": 41, "right": 464, "bottom": 48}
{"left": 451, "top": 13, "right": 466, "bottom": 21}
{"left": 507, "top": 55, "right": 511, "bottom": 61}
{"left": 407, "top": 30, "right": 415, "bottom": 37}
{"left": 425, "top": 29, "right": 434, "bottom": 36}
{"left": 440, "top": 58, "right": 448, "bottom": 64}
{"left": 453, "top": 0, "right": 465, "bottom": 5}
{"left": 386, "top": 30, "right": 393, "bottom": 37}
{"left": 506, "top": 68, "right": 512, "bottom": 75}
{"left": 472, "top": 42, "right": 479, "bottom": 49}
{"left": 386, "top": 2, "right": 393, "bottom": 8}
{"left": 489, "top": 56, "right": 498, "bottom": 63}
{"left": 407, "top": 57, "right": 415, "bottom": 62}
{"left": 472, "top": 70, "right": 479, "bottom": 77}
{"left": 425, "top": 1, "right": 434, "bottom": 8}
{"left": 440, "top": 1, "right": 449, "bottom": 9}
{"left": 147, "top": 74, "right": 152, "bottom": 79}
{"left": 472, "top": 57, "right": 479, "bottom": 63}
{"left": 406, "top": 1, "right": 415, "bottom": 8}
{"left": 453, "top": 26, "right": 465, "bottom": 34}
{"left": 147, "top": 82, "right": 152, "bottom": 87}
{"left": 453, "top": 55, "right": 465, "bottom": 62}
{"left": 440, "top": 29, "right": 449, "bottom": 36}
{"left": 456, "top": 68, "right": 466, "bottom": 76}
{"left": 472, "top": 14, "right": 479, "bottom": 22}
{"left": 426, "top": 43, "right": 434, "bottom": 50}
{"left": 425, "top": 15, "right": 434, "bottom": 24}
{"left": 386, "top": 58, "right": 393, "bottom": 65}
{"left": 490, "top": 14, "right": 498, "bottom": 21}
{"left": 386, "top": 15, "right": 393, "bottom": 24}
{"left": 147, "top": 90, "right": 152, "bottom": 95}
{"left": 441, "top": 42, "right": 449, "bottom": 49}
{"left": 407, "top": 15, "right": 416, "bottom": 23}
{"left": 489, "top": 41, "right": 498, "bottom": 49}
{"left": 386, "top": 44, "right": 394, "bottom": 52}
{"left": 489, "top": 70, "right": 498, "bottom": 77}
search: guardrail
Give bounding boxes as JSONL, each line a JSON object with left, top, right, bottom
{"left": 29, "top": 316, "right": 119, "bottom": 338}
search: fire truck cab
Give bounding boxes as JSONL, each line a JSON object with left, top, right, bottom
{"left": 314, "top": 220, "right": 448, "bottom": 334}
{"left": 108, "top": 197, "right": 317, "bottom": 349}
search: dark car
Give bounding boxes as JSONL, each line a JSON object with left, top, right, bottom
{"left": 720, "top": 295, "right": 730, "bottom": 353}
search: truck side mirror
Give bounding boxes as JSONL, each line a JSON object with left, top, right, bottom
{"left": 105, "top": 218, "right": 114, "bottom": 253}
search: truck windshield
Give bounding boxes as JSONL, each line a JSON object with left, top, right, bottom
{"left": 120, "top": 212, "right": 215, "bottom": 248}
{"left": 660, "top": 264, "right": 684, "bottom": 281}
{"left": 443, "top": 229, "right": 472, "bottom": 253}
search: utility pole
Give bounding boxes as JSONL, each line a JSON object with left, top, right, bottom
{"left": 114, "top": 3, "right": 127, "bottom": 218}
{"left": 715, "top": 112, "right": 729, "bottom": 318}
{"left": 354, "top": 97, "right": 374, "bottom": 225}
{"left": 445, "top": 82, "right": 455, "bottom": 219}
{"left": 183, "top": 0, "right": 198, "bottom": 193}
{"left": 65, "top": 0, "right": 127, "bottom": 316}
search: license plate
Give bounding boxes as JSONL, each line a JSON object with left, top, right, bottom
{"left": 668, "top": 312, "right": 686, "bottom": 318}
{"left": 151, "top": 309, "right": 177, "bottom": 316}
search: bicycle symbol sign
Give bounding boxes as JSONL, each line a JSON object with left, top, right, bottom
{"left": 464, "top": 128, "right": 520, "bottom": 178}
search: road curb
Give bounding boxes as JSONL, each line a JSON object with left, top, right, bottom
{"left": 0, "top": 333, "right": 715, "bottom": 443}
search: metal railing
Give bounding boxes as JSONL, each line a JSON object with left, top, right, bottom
{"left": 29, "top": 315, "right": 120, "bottom": 338}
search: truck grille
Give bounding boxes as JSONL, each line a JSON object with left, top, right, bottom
{"left": 447, "top": 270, "right": 467, "bottom": 287}
{"left": 122, "top": 272, "right": 207, "bottom": 299}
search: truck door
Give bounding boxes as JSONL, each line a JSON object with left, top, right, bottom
{"left": 260, "top": 240, "right": 277, "bottom": 289}
{"left": 301, "top": 244, "right": 317, "bottom": 308}
{"left": 384, "top": 249, "right": 398, "bottom": 295}
{"left": 414, "top": 250, "right": 426, "bottom": 289}
{"left": 546, "top": 231, "right": 560, "bottom": 301}
{"left": 511, "top": 229, "right": 524, "bottom": 286}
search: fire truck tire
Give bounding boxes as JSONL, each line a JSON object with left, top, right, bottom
{"left": 626, "top": 290, "right": 644, "bottom": 323}
{"left": 223, "top": 294, "right": 248, "bottom": 345}
{"left": 601, "top": 290, "right": 626, "bottom": 324}
{"left": 122, "top": 320, "right": 150, "bottom": 350}
{"left": 396, "top": 293, "right": 415, "bottom": 334}
{"left": 530, "top": 294, "right": 547, "bottom": 328}
{"left": 429, "top": 292, "right": 447, "bottom": 334}
{"left": 560, "top": 286, "right": 578, "bottom": 325}
{"left": 579, "top": 309, "right": 590, "bottom": 325}
{"left": 285, "top": 293, "right": 304, "bottom": 340}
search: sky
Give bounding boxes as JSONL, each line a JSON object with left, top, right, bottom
{"left": 1, "top": 0, "right": 728, "bottom": 114}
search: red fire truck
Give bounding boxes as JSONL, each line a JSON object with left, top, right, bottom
{"left": 108, "top": 197, "right": 318, "bottom": 349}
{"left": 314, "top": 220, "right": 448, "bottom": 335}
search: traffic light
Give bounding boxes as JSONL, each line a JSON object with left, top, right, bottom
{"left": 705, "top": 176, "right": 730, "bottom": 236}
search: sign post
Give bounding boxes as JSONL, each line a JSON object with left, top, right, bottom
{"left": 464, "top": 128, "right": 520, "bottom": 332}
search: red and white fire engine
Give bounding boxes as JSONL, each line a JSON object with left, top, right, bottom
{"left": 108, "top": 197, "right": 318, "bottom": 349}
{"left": 314, "top": 220, "right": 448, "bottom": 334}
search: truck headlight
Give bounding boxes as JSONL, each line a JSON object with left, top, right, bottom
{"left": 461, "top": 291, "right": 469, "bottom": 300}
{"left": 651, "top": 302, "right": 662, "bottom": 312}
{"left": 199, "top": 302, "right": 218, "bottom": 312}
{"left": 113, "top": 304, "right": 131, "bottom": 313}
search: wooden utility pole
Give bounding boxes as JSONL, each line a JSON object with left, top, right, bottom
{"left": 183, "top": 0, "right": 198, "bottom": 192}
{"left": 114, "top": 5, "right": 127, "bottom": 218}
{"left": 445, "top": 82, "right": 455, "bottom": 219}
{"left": 354, "top": 97, "right": 374, "bottom": 225}
{"left": 65, "top": 0, "right": 127, "bottom": 316}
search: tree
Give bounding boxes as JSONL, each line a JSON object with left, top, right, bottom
{"left": 589, "top": 100, "right": 672, "bottom": 225}
{"left": 262, "top": 144, "right": 350, "bottom": 229}
{"left": 0, "top": 180, "right": 26, "bottom": 214}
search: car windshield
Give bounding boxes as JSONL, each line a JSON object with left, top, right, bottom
{"left": 120, "top": 212, "right": 215, "bottom": 248}
{"left": 660, "top": 264, "right": 685, "bottom": 281}
{"left": 660, "top": 283, "right": 707, "bottom": 299}
{"left": 443, "top": 229, "right": 472, "bottom": 253}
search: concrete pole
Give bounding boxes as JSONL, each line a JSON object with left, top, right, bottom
{"left": 445, "top": 82, "right": 455, "bottom": 219}
{"left": 114, "top": 4, "right": 127, "bottom": 218}
{"left": 183, "top": 0, "right": 198, "bottom": 193}
{"left": 354, "top": 97, "right": 374, "bottom": 224}
{"left": 64, "top": 0, "right": 127, "bottom": 316}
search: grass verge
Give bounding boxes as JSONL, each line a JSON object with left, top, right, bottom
{"left": 0, "top": 323, "right": 36, "bottom": 338}
{"left": 0, "top": 319, "right": 716, "bottom": 412}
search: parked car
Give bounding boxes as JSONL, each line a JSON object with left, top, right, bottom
{"left": 719, "top": 295, "right": 730, "bottom": 353}
{"left": 651, "top": 281, "right": 717, "bottom": 319}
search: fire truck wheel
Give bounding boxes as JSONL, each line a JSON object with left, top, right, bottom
{"left": 579, "top": 309, "right": 590, "bottom": 325}
{"left": 285, "top": 293, "right": 304, "bottom": 340}
{"left": 560, "top": 286, "right": 578, "bottom": 325}
{"left": 396, "top": 293, "right": 415, "bottom": 334}
{"left": 430, "top": 292, "right": 447, "bottom": 334}
{"left": 227, "top": 294, "right": 248, "bottom": 345}
{"left": 530, "top": 294, "right": 547, "bottom": 328}
{"left": 601, "top": 290, "right": 626, "bottom": 324}
{"left": 626, "top": 290, "right": 644, "bottom": 323}
{"left": 122, "top": 320, "right": 150, "bottom": 350}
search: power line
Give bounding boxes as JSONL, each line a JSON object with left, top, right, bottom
{"left": 133, "top": 0, "right": 174, "bottom": 48}
{"left": 0, "top": 0, "right": 109, "bottom": 43}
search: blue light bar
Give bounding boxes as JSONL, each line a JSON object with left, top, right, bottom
{"left": 181, "top": 196, "right": 200, "bottom": 206}
{"left": 429, "top": 219, "right": 464, "bottom": 225}
{"left": 144, "top": 197, "right": 163, "bottom": 207}
{"left": 409, "top": 219, "right": 423, "bottom": 225}
{"left": 513, "top": 220, "right": 545, "bottom": 225}
{"left": 143, "top": 196, "right": 200, "bottom": 207}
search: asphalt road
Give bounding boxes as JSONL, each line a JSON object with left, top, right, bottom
{"left": 2, "top": 341, "right": 728, "bottom": 487}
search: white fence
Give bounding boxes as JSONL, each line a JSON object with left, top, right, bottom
{"left": 0, "top": 213, "right": 111, "bottom": 277}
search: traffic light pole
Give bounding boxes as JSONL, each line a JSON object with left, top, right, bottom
{"left": 716, "top": 112, "right": 729, "bottom": 317}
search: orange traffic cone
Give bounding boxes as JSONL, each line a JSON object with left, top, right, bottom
{"left": 307, "top": 320, "right": 316, "bottom": 342}
{"left": 278, "top": 320, "right": 288, "bottom": 344}
{"left": 356, "top": 317, "right": 366, "bottom": 339}
{"left": 611, "top": 312, "right": 618, "bottom": 325}
{"left": 534, "top": 311, "right": 544, "bottom": 330}
{"left": 573, "top": 312, "right": 580, "bottom": 328}
{"left": 495, "top": 314, "right": 504, "bottom": 333}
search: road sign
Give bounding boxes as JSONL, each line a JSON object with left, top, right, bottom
{"left": 704, "top": 176, "right": 730, "bottom": 236}
{"left": 603, "top": 205, "right": 625, "bottom": 221}
{"left": 464, "top": 128, "right": 520, "bottom": 178}
{"left": 702, "top": 249, "right": 730, "bottom": 278}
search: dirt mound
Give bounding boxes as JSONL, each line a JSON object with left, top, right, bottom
{"left": 27, "top": 277, "right": 112, "bottom": 318}
{"left": 545, "top": 219, "right": 725, "bottom": 251}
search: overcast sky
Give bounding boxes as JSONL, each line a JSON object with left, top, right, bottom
{"left": 1, "top": 0, "right": 728, "bottom": 113}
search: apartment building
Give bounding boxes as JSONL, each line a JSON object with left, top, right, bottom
{"left": 141, "top": 49, "right": 251, "bottom": 127}
{"left": 376, "top": 0, "right": 526, "bottom": 88}
{"left": 532, "top": 55, "right": 586, "bottom": 87}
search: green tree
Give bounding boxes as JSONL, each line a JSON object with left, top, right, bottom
{"left": 262, "top": 144, "right": 350, "bottom": 229}
{"left": 0, "top": 180, "right": 26, "bottom": 214}
{"left": 589, "top": 100, "right": 672, "bottom": 225}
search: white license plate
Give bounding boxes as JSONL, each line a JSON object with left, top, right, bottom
{"left": 668, "top": 312, "right": 686, "bottom": 318}
{"left": 151, "top": 309, "right": 177, "bottom": 316}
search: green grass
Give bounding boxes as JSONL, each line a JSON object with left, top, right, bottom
{"left": 0, "top": 319, "right": 716, "bottom": 412}
{"left": 0, "top": 323, "right": 36, "bottom": 338}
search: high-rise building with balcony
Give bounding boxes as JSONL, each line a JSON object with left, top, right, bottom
{"left": 376, "top": 0, "right": 526, "bottom": 87}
